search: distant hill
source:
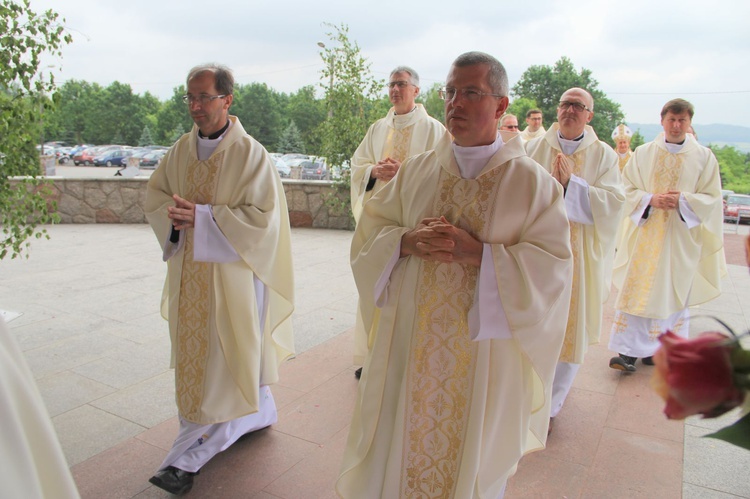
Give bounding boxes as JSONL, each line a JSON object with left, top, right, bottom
{"left": 628, "top": 123, "right": 750, "bottom": 153}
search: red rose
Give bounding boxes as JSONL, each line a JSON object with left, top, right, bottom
{"left": 651, "top": 331, "right": 746, "bottom": 420}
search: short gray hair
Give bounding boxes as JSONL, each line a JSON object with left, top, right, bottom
{"left": 500, "top": 113, "right": 517, "bottom": 126}
{"left": 187, "top": 63, "right": 235, "bottom": 96}
{"left": 452, "top": 51, "right": 508, "bottom": 96}
{"left": 390, "top": 66, "right": 420, "bottom": 87}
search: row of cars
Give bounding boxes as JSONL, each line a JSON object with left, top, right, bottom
{"left": 270, "top": 153, "right": 329, "bottom": 180}
{"left": 71, "top": 145, "right": 168, "bottom": 168}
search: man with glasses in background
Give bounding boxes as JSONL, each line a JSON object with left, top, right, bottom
{"left": 526, "top": 88, "right": 624, "bottom": 430}
{"left": 608, "top": 98, "right": 724, "bottom": 372}
{"left": 520, "top": 108, "right": 545, "bottom": 141}
{"left": 349, "top": 66, "right": 445, "bottom": 379}
{"left": 145, "top": 63, "right": 294, "bottom": 495}
{"left": 499, "top": 112, "right": 520, "bottom": 132}
{"left": 338, "top": 51, "right": 572, "bottom": 498}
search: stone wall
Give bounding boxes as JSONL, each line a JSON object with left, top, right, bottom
{"left": 10, "top": 177, "right": 354, "bottom": 230}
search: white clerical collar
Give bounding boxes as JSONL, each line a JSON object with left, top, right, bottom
{"left": 197, "top": 120, "right": 233, "bottom": 160}
{"left": 618, "top": 151, "right": 629, "bottom": 158}
{"left": 663, "top": 136, "right": 685, "bottom": 154}
{"left": 394, "top": 106, "right": 417, "bottom": 116}
{"left": 557, "top": 130, "right": 585, "bottom": 155}
{"left": 451, "top": 133, "right": 504, "bottom": 179}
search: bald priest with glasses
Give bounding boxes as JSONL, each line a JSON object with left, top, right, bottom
{"left": 338, "top": 52, "right": 573, "bottom": 499}
{"left": 525, "top": 88, "right": 624, "bottom": 429}
{"left": 349, "top": 66, "right": 446, "bottom": 378}
{"left": 145, "top": 63, "right": 294, "bottom": 495}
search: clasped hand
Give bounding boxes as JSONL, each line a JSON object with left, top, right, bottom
{"left": 167, "top": 194, "right": 196, "bottom": 230}
{"left": 372, "top": 157, "right": 401, "bottom": 182}
{"left": 401, "top": 216, "right": 483, "bottom": 266}
{"left": 650, "top": 191, "right": 681, "bottom": 210}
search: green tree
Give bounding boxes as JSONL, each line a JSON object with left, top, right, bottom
{"left": 138, "top": 125, "right": 155, "bottom": 146}
{"left": 277, "top": 121, "right": 305, "bottom": 154}
{"left": 0, "top": 0, "right": 72, "bottom": 259}
{"left": 232, "top": 82, "right": 284, "bottom": 149}
{"left": 318, "top": 22, "right": 384, "bottom": 169}
{"left": 630, "top": 129, "right": 645, "bottom": 150}
{"left": 153, "top": 86, "right": 191, "bottom": 145}
{"left": 286, "top": 85, "right": 326, "bottom": 154}
{"left": 416, "top": 82, "right": 444, "bottom": 122}
{"left": 512, "top": 57, "right": 624, "bottom": 146}
{"left": 711, "top": 145, "right": 750, "bottom": 194}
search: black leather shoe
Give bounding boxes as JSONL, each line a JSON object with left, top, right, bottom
{"left": 149, "top": 466, "right": 198, "bottom": 495}
{"left": 641, "top": 356, "right": 654, "bottom": 366}
{"left": 354, "top": 367, "right": 362, "bottom": 379}
{"left": 609, "top": 354, "right": 636, "bottom": 372}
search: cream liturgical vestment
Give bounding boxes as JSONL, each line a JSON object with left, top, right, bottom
{"left": 350, "top": 103, "right": 446, "bottom": 224}
{"left": 145, "top": 116, "right": 294, "bottom": 425}
{"left": 337, "top": 134, "right": 573, "bottom": 499}
{"left": 617, "top": 149, "right": 632, "bottom": 172}
{"left": 520, "top": 125, "right": 545, "bottom": 142}
{"left": 0, "top": 317, "right": 80, "bottom": 499}
{"left": 526, "top": 124, "right": 624, "bottom": 364}
{"left": 610, "top": 133, "right": 725, "bottom": 354}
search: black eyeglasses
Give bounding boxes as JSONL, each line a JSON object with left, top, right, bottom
{"left": 558, "top": 101, "right": 591, "bottom": 113}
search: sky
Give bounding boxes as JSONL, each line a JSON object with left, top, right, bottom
{"left": 31, "top": 0, "right": 750, "bottom": 128}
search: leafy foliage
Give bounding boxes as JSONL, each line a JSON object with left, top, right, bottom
{"left": 507, "top": 97, "right": 539, "bottom": 128}
{"left": 317, "top": 23, "right": 384, "bottom": 170}
{"left": 711, "top": 145, "right": 750, "bottom": 194}
{"left": 512, "top": 57, "right": 625, "bottom": 146}
{"left": 138, "top": 125, "right": 155, "bottom": 146}
{"left": 416, "top": 82, "right": 445, "bottom": 123}
{"left": 0, "top": 0, "right": 71, "bottom": 259}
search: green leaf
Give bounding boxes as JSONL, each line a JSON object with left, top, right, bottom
{"left": 705, "top": 412, "right": 750, "bottom": 451}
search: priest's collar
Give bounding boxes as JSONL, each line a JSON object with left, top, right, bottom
{"left": 557, "top": 129, "right": 585, "bottom": 155}
{"left": 198, "top": 120, "right": 231, "bottom": 140}
{"left": 451, "top": 133, "right": 505, "bottom": 179}
{"left": 394, "top": 106, "right": 417, "bottom": 116}
{"left": 663, "top": 136, "right": 686, "bottom": 154}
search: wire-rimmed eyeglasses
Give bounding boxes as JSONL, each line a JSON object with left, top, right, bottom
{"left": 182, "top": 94, "right": 226, "bottom": 105}
{"left": 439, "top": 87, "right": 503, "bottom": 103}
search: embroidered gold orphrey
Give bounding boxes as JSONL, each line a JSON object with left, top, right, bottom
{"left": 382, "top": 125, "right": 414, "bottom": 164}
{"left": 175, "top": 151, "right": 224, "bottom": 422}
{"left": 617, "top": 149, "right": 683, "bottom": 315}
{"left": 560, "top": 152, "right": 584, "bottom": 363}
{"left": 400, "top": 165, "right": 502, "bottom": 498}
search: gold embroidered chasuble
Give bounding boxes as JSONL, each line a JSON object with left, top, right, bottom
{"left": 526, "top": 124, "right": 624, "bottom": 364}
{"left": 618, "top": 149, "right": 632, "bottom": 172}
{"left": 145, "top": 116, "right": 295, "bottom": 424}
{"left": 338, "top": 135, "right": 573, "bottom": 499}
{"left": 612, "top": 133, "right": 725, "bottom": 319}
{"left": 350, "top": 103, "right": 446, "bottom": 224}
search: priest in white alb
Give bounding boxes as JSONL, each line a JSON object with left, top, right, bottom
{"left": 519, "top": 108, "right": 545, "bottom": 141}
{"left": 337, "top": 52, "right": 573, "bottom": 499}
{"left": 612, "top": 123, "right": 633, "bottom": 172}
{"left": 609, "top": 98, "right": 725, "bottom": 372}
{"left": 526, "top": 88, "right": 624, "bottom": 424}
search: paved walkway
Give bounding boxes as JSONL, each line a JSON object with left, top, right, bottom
{"left": 1, "top": 224, "right": 749, "bottom": 498}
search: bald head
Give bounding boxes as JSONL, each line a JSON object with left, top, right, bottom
{"left": 557, "top": 87, "right": 594, "bottom": 139}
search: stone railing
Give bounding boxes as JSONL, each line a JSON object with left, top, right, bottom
{"left": 10, "top": 177, "right": 354, "bottom": 230}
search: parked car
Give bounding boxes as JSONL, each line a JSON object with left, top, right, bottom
{"left": 274, "top": 158, "right": 291, "bottom": 177}
{"left": 94, "top": 149, "right": 132, "bottom": 167}
{"left": 282, "top": 153, "right": 310, "bottom": 168}
{"left": 140, "top": 150, "right": 167, "bottom": 168}
{"left": 724, "top": 194, "right": 750, "bottom": 223}
{"left": 300, "top": 160, "right": 327, "bottom": 180}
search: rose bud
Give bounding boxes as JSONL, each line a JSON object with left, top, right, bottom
{"left": 651, "top": 331, "right": 746, "bottom": 420}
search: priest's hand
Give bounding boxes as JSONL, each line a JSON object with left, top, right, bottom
{"left": 168, "top": 194, "right": 196, "bottom": 230}
{"left": 552, "top": 153, "right": 572, "bottom": 188}
{"left": 401, "top": 216, "right": 482, "bottom": 266}
{"left": 650, "top": 191, "right": 680, "bottom": 210}
{"left": 372, "top": 158, "right": 400, "bottom": 182}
